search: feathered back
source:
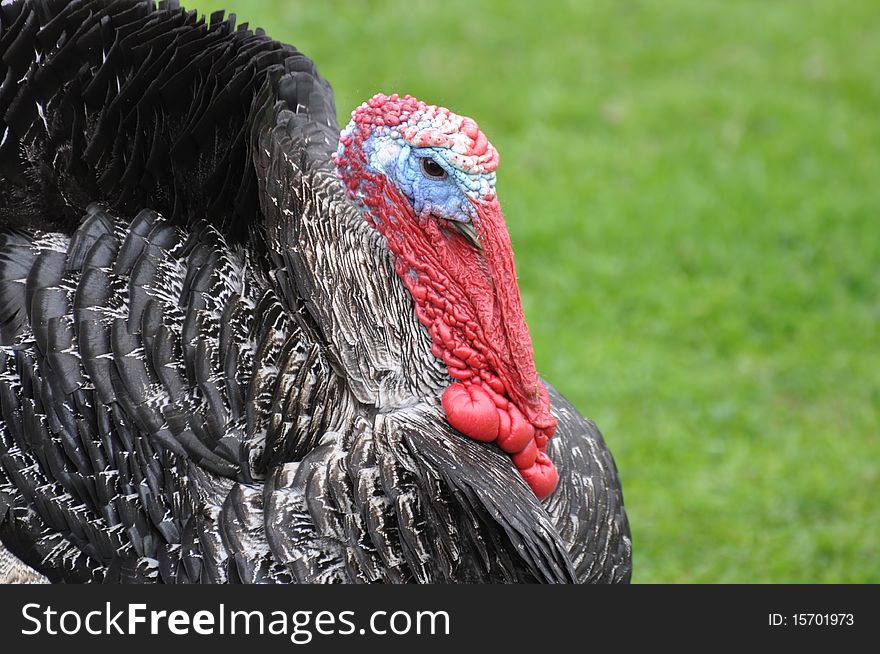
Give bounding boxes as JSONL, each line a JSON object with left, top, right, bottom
{"left": 0, "top": 0, "right": 336, "bottom": 242}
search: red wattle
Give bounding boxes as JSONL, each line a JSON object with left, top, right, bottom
{"left": 496, "top": 406, "right": 535, "bottom": 454}
{"left": 511, "top": 439, "right": 538, "bottom": 469}
{"left": 442, "top": 383, "right": 499, "bottom": 443}
{"left": 534, "top": 428, "right": 550, "bottom": 450}
{"left": 518, "top": 451, "right": 559, "bottom": 500}
{"left": 496, "top": 410, "right": 511, "bottom": 444}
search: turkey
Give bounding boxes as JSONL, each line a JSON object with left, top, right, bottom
{"left": 0, "top": 0, "right": 631, "bottom": 583}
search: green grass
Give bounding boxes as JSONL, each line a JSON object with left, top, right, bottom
{"left": 186, "top": 0, "right": 880, "bottom": 583}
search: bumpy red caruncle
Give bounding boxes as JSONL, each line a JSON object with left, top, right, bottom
{"left": 336, "top": 94, "right": 559, "bottom": 499}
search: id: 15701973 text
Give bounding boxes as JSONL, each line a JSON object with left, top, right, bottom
{"left": 768, "top": 613, "right": 854, "bottom": 627}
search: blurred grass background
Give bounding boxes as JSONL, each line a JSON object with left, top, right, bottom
{"left": 186, "top": 0, "right": 879, "bottom": 583}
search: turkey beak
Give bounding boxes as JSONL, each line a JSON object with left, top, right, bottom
{"left": 449, "top": 220, "right": 482, "bottom": 252}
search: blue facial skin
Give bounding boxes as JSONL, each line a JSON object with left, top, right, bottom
{"left": 353, "top": 130, "right": 497, "bottom": 226}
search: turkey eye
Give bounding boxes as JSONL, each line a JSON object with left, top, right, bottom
{"left": 420, "top": 157, "right": 448, "bottom": 180}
